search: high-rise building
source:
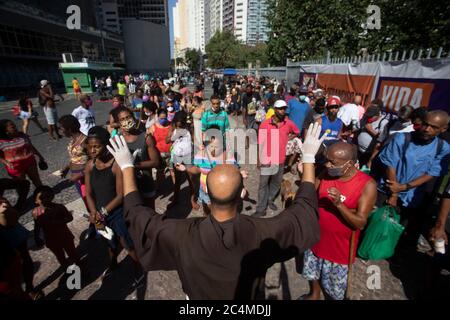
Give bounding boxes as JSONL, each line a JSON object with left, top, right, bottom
{"left": 233, "top": 0, "right": 248, "bottom": 43}
{"left": 222, "top": 0, "right": 234, "bottom": 31}
{"left": 205, "top": 0, "right": 223, "bottom": 43}
{"left": 0, "top": 0, "right": 124, "bottom": 95}
{"left": 96, "top": 0, "right": 169, "bottom": 34}
{"left": 204, "top": 0, "right": 268, "bottom": 45}
{"left": 173, "top": 0, "right": 205, "bottom": 56}
{"left": 246, "top": 0, "right": 269, "bottom": 45}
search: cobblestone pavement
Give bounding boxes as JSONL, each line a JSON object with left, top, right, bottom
{"left": 2, "top": 88, "right": 434, "bottom": 300}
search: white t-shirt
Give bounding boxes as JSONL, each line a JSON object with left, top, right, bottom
{"left": 358, "top": 117, "right": 389, "bottom": 153}
{"left": 106, "top": 78, "right": 112, "bottom": 87}
{"left": 338, "top": 103, "right": 360, "bottom": 127}
{"left": 378, "top": 120, "right": 414, "bottom": 145}
{"left": 72, "top": 106, "right": 96, "bottom": 136}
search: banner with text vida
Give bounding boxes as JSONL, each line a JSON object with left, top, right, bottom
{"left": 375, "top": 77, "right": 450, "bottom": 112}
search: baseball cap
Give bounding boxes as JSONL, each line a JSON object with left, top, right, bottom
{"left": 274, "top": 100, "right": 288, "bottom": 109}
{"left": 327, "top": 96, "right": 341, "bottom": 107}
{"left": 40, "top": 80, "right": 49, "bottom": 88}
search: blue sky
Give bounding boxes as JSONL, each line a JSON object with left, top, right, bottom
{"left": 169, "top": 0, "right": 176, "bottom": 58}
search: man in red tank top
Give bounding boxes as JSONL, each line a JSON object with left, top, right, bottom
{"left": 301, "top": 142, "right": 377, "bottom": 300}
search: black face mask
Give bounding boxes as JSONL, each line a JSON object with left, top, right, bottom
{"left": 315, "top": 106, "right": 325, "bottom": 114}
{"left": 328, "top": 112, "right": 338, "bottom": 121}
{"left": 275, "top": 110, "right": 285, "bottom": 121}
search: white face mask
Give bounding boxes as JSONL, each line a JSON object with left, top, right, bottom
{"left": 145, "top": 112, "right": 152, "bottom": 116}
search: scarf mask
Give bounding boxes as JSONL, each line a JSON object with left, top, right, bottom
{"left": 120, "top": 118, "right": 135, "bottom": 131}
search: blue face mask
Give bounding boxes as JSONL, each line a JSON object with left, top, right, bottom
{"left": 159, "top": 118, "right": 168, "bottom": 126}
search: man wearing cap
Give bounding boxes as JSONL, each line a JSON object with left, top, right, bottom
{"left": 317, "top": 96, "right": 344, "bottom": 147}
{"left": 254, "top": 100, "right": 300, "bottom": 217}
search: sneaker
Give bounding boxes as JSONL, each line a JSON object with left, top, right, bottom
{"left": 133, "top": 274, "right": 146, "bottom": 289}
{"left": 252, "top": 211, "right": 266, "bottom": 218}
{"left": 101, "top": 266, "right": 116, "bottom": 280}
{"left": 269, "top": 203, "right": 278, "bottom": 211}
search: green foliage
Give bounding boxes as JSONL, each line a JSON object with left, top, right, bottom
{"left": 184, "top": 48, "right": 202, "bottom": 71}
{"left": 205, "top": 30, "right": 270, "bottom": 68}
{"left": 266, "top": 0, "right": 450, "bottom": 64}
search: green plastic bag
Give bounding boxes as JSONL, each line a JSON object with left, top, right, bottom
{"left": 358, "top": 206, "right": 405, "bottom": 260}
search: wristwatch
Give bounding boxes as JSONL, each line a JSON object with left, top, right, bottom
{"left": 405, "top": 183, "right": 413, "bottom": 191}
{"left": 100, "top": 207, "right": 109, "bottom": 216}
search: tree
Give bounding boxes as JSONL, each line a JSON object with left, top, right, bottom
{"left": 266, "top": 0, "right": 450, "bottom": 64}
{"left": 185, "top": 48, "right": 202, "bottom": 71}
{"left": 205, "top": 30, "right": 242, "bottom": 68}
{"left": 206, "top": 30, "right": 270, "bottom": 68}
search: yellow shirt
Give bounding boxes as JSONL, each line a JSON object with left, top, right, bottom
{"left": 117, "top": 83, "right": 126, "bottom": 96}
{"left": 72, "top": 79, "right": 80, "bottom": 90}
{"left": 266, "top": 108, "right": 275, "bottom": 120}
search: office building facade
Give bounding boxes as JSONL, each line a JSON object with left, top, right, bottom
{"left": 0, "top": 0, "right": 124, "bottom": 96}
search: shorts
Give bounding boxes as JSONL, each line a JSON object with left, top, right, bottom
{"left": 7, "top": 156, "right": 36, "bottom": 178}
{"left": 43, "top": 106, "right": 58, "bottom": 125}
{"left": 105, "top": 207, "right": 134, "bottom": 251}
{"left": 74, "top": 88, "right": 81, "bottom": 94}
{"left": 302, "top": 249, "right": 349, "bottom": 300}
{"left": 286, "top": 137, "right": 303, "bottom": 156}
{"left": 19, "top": 111, "right": 31, "bottom": 120}
{"left": 159, "top": 153, "right": 171, "bottom": 169}
{"left": 136, "top": 172, "right": 156, "bottom": 198}
{"left": 198, "top": 188, "right": 211, "bottom": 205}
{"left": 170, "top": 153, "right": 193, "bottom": 167}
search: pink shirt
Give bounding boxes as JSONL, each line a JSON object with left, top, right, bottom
{"left": 357, "top": 105, "right": 365, "bottom": 120}
{"left": 258, "top": 117, "right": 300, "bottom": 165}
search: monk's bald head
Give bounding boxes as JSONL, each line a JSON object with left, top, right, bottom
{"left": 326, "top": 142, "right": 357, "bottom": 162}
{"left": 207, "top": 165, "right": 243, "bottom": 206}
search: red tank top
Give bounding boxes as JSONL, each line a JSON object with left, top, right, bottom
{"left": 312, "top": 171, "right": 372, "bottom": 265}
{"left": 152, "top": 125, "right": 172, "bottom": 154}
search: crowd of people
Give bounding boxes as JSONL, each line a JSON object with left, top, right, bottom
{"left": 0, "top": 72, "right": 449, "bottom": 300}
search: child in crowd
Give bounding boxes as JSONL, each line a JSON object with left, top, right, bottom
{"left": 32, "top": 186, "right": 79, "bottom": 268}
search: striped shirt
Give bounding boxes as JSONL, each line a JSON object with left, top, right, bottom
{"left": 201, "top": 109, "right": 230, "bottom": 135}
{"left": 193, "top": 154, "right": 238, "bottom": 193}
{"left": 0, "top": 134, "right": 34, "bottom": 163}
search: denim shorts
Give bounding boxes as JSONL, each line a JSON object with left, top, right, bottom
{"left": 198, "top": 188, "right": 211, "bottom": 205}
{"left": 105, "top": 207, "right": 134, "bottom": 251}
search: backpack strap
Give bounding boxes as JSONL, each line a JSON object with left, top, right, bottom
{"left": 402, "top": 132, "right": 411, "bottom": 156}
{"left": 436, "top": 137, "right": 444, "bottom": 157}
